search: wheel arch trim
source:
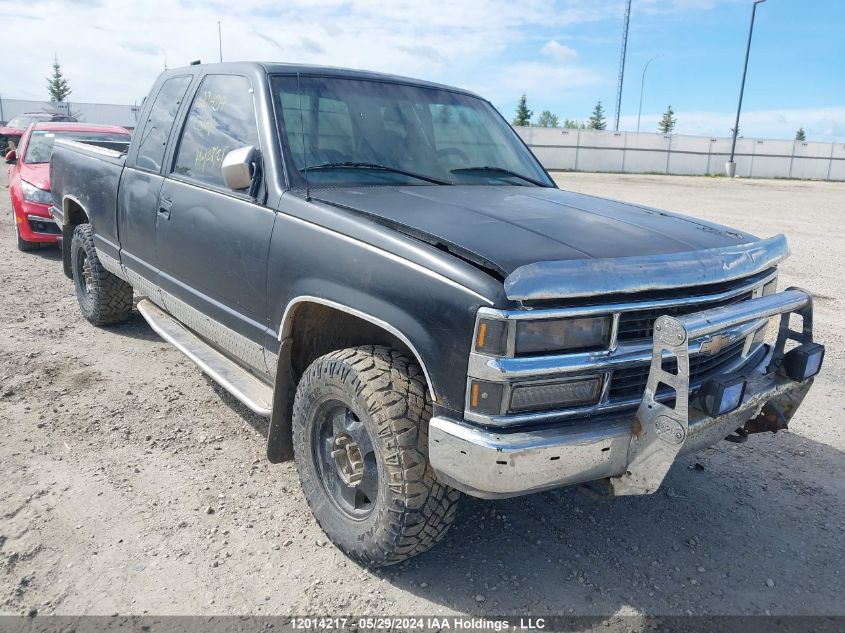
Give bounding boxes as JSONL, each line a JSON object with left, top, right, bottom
{"left": 61, "top": 194, "right": 89, "bottom": 225}
{"left": 278, "top": 295, "right": 437, "bottom": 401}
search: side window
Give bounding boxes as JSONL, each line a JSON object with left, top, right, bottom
{"left": 172, "top": 75, "right": 259, "bottom": 188}
{"left": 136, "top": 75, "right": 192, "bottom": 172}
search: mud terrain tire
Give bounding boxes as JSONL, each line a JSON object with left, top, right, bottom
{"left": 292, "top": 345, "right": 460, "bottom": 566}
{"left": 71, "top": 223, "right": 133, "bottom": 325}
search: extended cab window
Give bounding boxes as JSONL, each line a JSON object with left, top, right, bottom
{"left": 172, "top": 74, "right": 259, "bottom": 188}
{"left": 136, "top": 75, "right": 192, "bottom": 172}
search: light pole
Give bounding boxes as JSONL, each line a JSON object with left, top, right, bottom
{"left": 218, "top": 21, "right": 223, "bottom": 63}
{"left": 636, "top": 54, "right": 663, "bottom": 133}
{"left": 726, "top": 0, "right": 767, "bottom": 177}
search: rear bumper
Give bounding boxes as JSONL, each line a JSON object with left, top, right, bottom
{"left": 430, "top": 289, "right": 821, "bottom": 498}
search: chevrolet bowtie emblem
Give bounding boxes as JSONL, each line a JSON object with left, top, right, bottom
{"left": 699, "top": 332, "right": 740, "bottom": 355}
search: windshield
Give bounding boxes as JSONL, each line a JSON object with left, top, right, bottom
{"left": 7, "top": 115, "right": 41, "bottom": 130}
{"left": 24, "top": 130, "right": 130, "bottom": 164}
{"left": 271, "top": 75, "right": 553, "bottom": 188}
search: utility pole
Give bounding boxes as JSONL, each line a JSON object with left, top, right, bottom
{"left": 218, "top": 21, "right": 223, "bottom": 63}
{"left": 614, "top": 0, "right": 632, "bottom": 132}
{"left": 726, "top": 0, "right": 767, "bottom": 177}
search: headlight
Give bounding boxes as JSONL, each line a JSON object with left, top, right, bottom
{"left": 515, "top": 316, "right": 611, "bottom": 355}
{"left": 21, "top": 180, "right": 52, "bottom": 204}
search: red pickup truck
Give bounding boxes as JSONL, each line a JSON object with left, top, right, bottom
{"left": 6, "top": 122, "right": 130, "bottom": 251}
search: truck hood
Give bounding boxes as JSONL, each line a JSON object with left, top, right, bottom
{"left": 312, "top": 185, "right": 755, "bottom": 277}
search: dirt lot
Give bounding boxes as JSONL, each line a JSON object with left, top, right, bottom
{"left": 1, "top": 171, "right": 843, "bottom": 618}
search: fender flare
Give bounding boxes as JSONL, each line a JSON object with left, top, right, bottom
{"left": 266, "top": 295, "right": 437, "bottom": 463}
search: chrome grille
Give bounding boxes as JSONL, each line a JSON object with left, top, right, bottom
{"left": 608, "top": 340, "right": 746, "bottom": 401}
{"left": 617, "top": 291, "right": 754, "bottom": 341}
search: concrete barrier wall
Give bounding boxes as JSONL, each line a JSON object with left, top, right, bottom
{"left": 515, "top": 127, "right": 845, "bottom": 181}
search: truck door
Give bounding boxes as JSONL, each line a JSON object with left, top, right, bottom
{"left": 155, "top": 73, "right": 275, "bottom": 374}
{"left": 119, "top": 74, "right": 193, "bottom": 298}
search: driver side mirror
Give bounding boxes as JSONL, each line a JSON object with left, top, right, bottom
{"left": 221, "top": 145, "right": 257, "bottom": 191}
{"left": 4, "top": 150, "right": 16, "bottom": 165}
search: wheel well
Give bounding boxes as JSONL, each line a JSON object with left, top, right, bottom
{"left": 288, "top": 302, "right": 418, "bottom": 382}
{"left": 266, "top": 301, "right": 432, "bottom": 463}
{"left": 63, "top": 198, "right": 89, "bottom": 227}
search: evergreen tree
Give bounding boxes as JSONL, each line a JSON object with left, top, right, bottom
{"left": 658, "top": 105, "right": 677, "bottom": 134}
{"left": 563, "top": 118, "right": 586, "bottom": 129}
{"left": 795, "top": 127, "right": 806, "bottom": 141}
{"left": 536, "top": 110, "right": 559, "bottom": 128}
{"left": 587, "top": 100, "right": 606, "bottom": 130}
{"left": 513, "top": 95, "right": 532, "bottom": 127}
{"left": 47, "top": 55, "right": 72, "bottom": 103}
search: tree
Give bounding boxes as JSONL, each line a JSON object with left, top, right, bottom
{"left": 513, "top": 95, "right": 532, "bottom": 127}
{"left": 658, "top": 105, "right": 677, "bottom": 134}
{"left": 536, "top": 110, "right": 559, "bottom": 128}
{"left": 795, "top": 127, "right": 806, "bottom": 141}
{"left": 587, "top": 100, "right": 606, "bottom": 130}
{"left": 47, "top": 55, "right": 72, "bottom": 103}
{"left": 563, "top": 118, "right": 586, "bottom": 129}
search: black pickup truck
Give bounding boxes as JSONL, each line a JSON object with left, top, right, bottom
{"left": 49, "top": 62, "right": 825, "bottom": 566}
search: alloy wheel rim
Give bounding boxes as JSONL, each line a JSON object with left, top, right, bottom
{"left": 78, "top": 249, "right": 94, "bottom": 298}
{"left": 313, "top": 402, "right": 379, "bottom": 519}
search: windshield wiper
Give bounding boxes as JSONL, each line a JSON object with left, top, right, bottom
{"left": 300, "top": 162, "right": 451, "bottom": 185}
{"left": 450, "top": 166, "right": 550, "bottom": 187}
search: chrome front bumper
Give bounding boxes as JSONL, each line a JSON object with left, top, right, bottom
{"left": 429, "top": 289, "right": 819, "bottom": 499}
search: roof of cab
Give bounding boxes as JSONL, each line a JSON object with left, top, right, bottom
{"left": 162, "top": 61, "right": 481, "bottom": 99}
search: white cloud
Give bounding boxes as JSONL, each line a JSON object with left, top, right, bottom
{"left": 0, "top": 0, "right": 615, "bottom": 104}
{"left": 541, "top": 40, "right": 579, "bottom": 63}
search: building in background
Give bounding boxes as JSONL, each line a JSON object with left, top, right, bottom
{"left": 0, "top": 97, "right": 139, "bottom": 130}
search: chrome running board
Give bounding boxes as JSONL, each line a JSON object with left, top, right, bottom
{"left": 137, "top": 299, "right": 273, "bottom": 417}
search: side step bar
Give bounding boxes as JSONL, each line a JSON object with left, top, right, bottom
{"left": 137, "top": 299, "right": 273, "bottom": 417}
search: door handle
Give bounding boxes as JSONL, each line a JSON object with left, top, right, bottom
{"left": 158, "top": 197, "right": 172, "bottom": 219}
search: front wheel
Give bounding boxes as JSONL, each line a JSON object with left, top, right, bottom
{"left": 292, "top": 345, "right": 460, "bottom": 567}
{"left": 70, "top": 224, "right": 133, "bottom": 325}
{"left": 14, "top": 220, "right": 38, "bottom": 252}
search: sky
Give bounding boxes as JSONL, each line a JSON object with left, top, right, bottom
{"left": 1, "top": 0, "right": 843, "bottom": 141}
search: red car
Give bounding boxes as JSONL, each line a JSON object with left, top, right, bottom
{"left": 1, "top": 112, "right": 77, "bottom": 152}
{"left": 6, "top": 122, "right": 131, "bottom": 251}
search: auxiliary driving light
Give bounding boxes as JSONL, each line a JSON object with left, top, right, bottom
{"left": 698, "top": 375, "right": 747, "bottom": 418}
{"left": 781, "top": 342, "right": 825, "bottom": 381}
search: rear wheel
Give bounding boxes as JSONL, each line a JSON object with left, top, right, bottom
{"left": 70, "top": 224, "right": 133, "bottom": 325}
{"left": 14, "top": 220, "right": 38, "bottom": 252}
{"left": 292, "top": 345, "right": 460, "bottom": 567}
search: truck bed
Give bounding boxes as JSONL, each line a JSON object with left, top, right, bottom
{"left": 50, "top": 138, "right": 127, "bottom": 262}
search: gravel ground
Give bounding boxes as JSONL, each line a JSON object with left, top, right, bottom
{"left": 1, "top": 171, "right": 843, "bottom": 618}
